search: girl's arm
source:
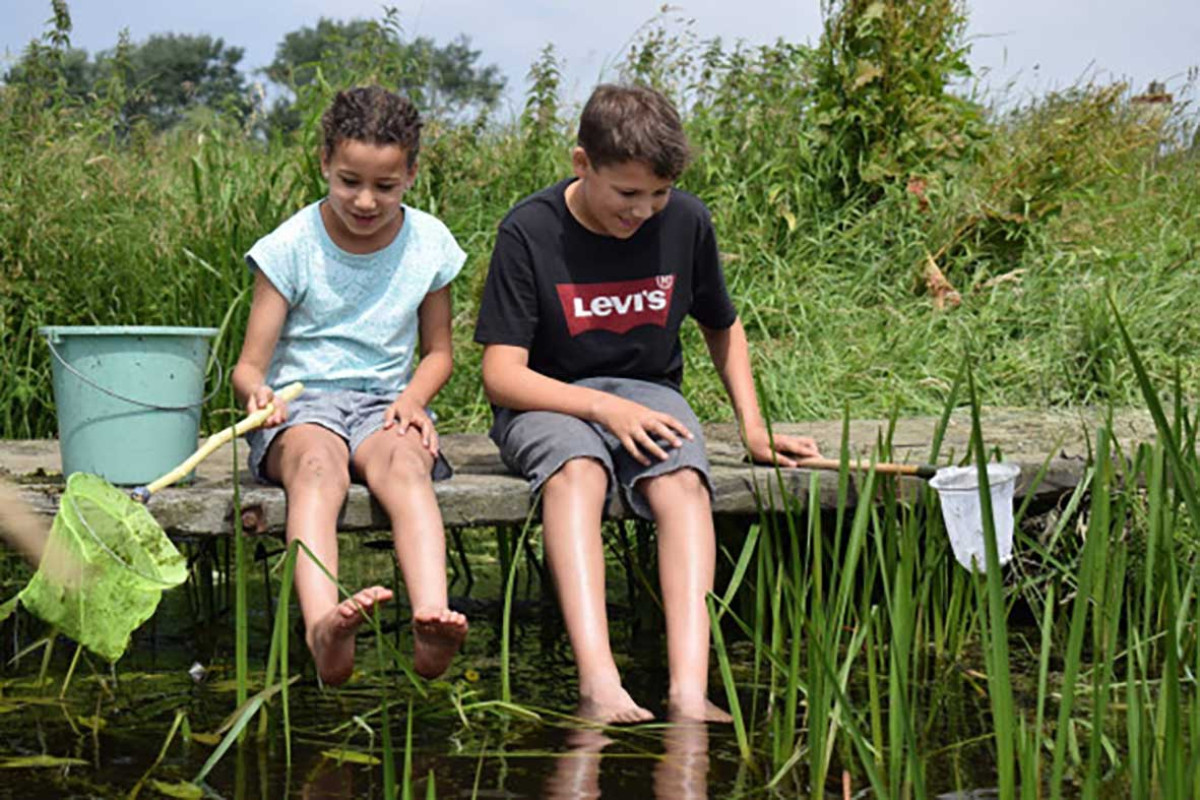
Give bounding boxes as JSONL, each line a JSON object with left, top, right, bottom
{"left": 700, "top": 317, "right": 820, "bottom": 466}
{"left": 231, "top": 271, "right": 289, "bottom": 426}
{"left": 383, "top": 286, "right": 454, "bottom": 452}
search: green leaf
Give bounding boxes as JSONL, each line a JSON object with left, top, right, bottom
{"left": 860, "top": 1, "right": 885, "bottom": 23}
{"left": 0, "top": 754, "right": 89, "bottom": 768}
{"left": 0, "top": 595, "right": 18, "bottom": 625}
{"left": 852, "top": 61, "right": 883, "bottom": 90}
{"left": 148, "top": 779, "right": 205, "bottom": 798}
{"left": 321, "top": 748, "right": 381, "bottom": 766}
{"left": 188, "top": 732, "right": 221, "bottom": 746}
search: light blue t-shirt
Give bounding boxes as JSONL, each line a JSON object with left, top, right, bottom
{"left": 246, "top": 201, "right": 466, "bottom": 395}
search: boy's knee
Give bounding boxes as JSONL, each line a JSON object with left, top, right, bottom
{"left": 646, "top": 467, "right": 706, "bottom": 498}
{"left": 544, "top": 457, "right": 608, "bottom": 493}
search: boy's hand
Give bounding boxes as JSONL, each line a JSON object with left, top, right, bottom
{"left": 594, "top": 395, "right": 694, "bottom": 466}
{"left": 745, "top": 429, "right": 821, "bottom": 468}
{"left": 383, "top": 395, "right": 439, "bottom": 456}
{"left": 247, "top": 385, "right": 288, "bottom": 428}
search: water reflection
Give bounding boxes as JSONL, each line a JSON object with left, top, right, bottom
{"left": 544, "top": 721, "right": 710, "bottom": 800}
{"left": 653, "top": 722, "right": 709, "bottom": 800}
{"left": 300, "top": 762, "right": 358, "bottom": 800}
{"left": 543, "top": 727, "right": 612, "bottom": 799}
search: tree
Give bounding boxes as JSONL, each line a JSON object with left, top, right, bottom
{"left": 1, "top": 0, "right": 94, "bottom": 102}
{"left": 265, "top": 16, "right": 505, "bottom": 123}
{"left": 116, "top": 33, "right": 250, "bottom": 129}
{"left": 2, "top": 46, "right": 96, "bottom": 99}
{"left": 4, "top": 25, "right": 250, "bottom": 130}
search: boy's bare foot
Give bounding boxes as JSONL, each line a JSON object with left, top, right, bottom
{"left": 667, "top": 694, "right": 734, "bottom": 723}
{"left": 412, "top": 608, "right": 468, "bottom": 679}
{"left": 577, "top": 685, "right": 654, "bottom": 725}
{"left": 308, "top": 586, "right": 394, "bottom": 687}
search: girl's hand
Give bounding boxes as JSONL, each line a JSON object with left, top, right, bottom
{"left": 744, "top": 428, "right": 820, "bottom": 468}
{"left": 593, "top": 394, "right": 694, "bottom": 466}
{"left": 383, "top": 394, "right": 439, "bottom": 456}
{"left": 247, "top": 385, "right": 288, "bottom": 428}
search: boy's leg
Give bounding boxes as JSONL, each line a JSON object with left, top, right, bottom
{"left": 542, "top": 457, "right": 653, "bottom": 723}
{"left": 265, "top": 424, "right": 389, "bottom": 687}
{"left": 580, "top": 376, "right": 732, "bottom": 722}
{"left": 499, "top": 408, "right": 652, "bottom": 723}
{"left": 639, "top": 470, "right": 732, "bottom": 722}
{"left": 352, "top": 427, "right": 466, "bottom": 679}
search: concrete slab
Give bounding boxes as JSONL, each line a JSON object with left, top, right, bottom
{"left": 2, "top": 408, "right": 1157, "bottom": 537}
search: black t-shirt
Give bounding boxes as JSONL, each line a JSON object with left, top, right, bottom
{"left": 474, "top": 178, "right": 737, "bottom": 393}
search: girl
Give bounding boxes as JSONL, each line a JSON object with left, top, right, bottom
{"left": 232, "top": 86, "right": 467, "bottom": 686}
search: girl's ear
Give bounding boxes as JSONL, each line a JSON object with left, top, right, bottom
{"left": 570, "top": 147, "right": 590, "bottom": 179}
{"left": 406, "top": 156, "right": 419, "bottom": 188}
{"left": 319, "top": 149, "right": 330, "bottom": 180}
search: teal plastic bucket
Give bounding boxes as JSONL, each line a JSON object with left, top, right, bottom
{"left": 39, "top": 326, "right": 219, "bottom": 485}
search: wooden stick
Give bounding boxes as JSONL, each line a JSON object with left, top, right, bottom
{"left": 135, "top": 382, "right": 305, "bottom": 501}
{"left": 795, "top": 456, "right": 937, "bottom": 480}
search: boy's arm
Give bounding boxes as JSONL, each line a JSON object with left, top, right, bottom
{"left": 231, "top": 271, "right": 289, "bottom": 426}
{"left": 700, "top": 318, "right": 821, "bottom": 467}
{"left": 383, "top": 286, "right": 454, "bottom": 453}
{"left": 481, "top": 344, "right": 695, "bottom": 466}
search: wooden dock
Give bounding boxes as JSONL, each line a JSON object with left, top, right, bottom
{"left": 2, "top": 409, "right": 1156, "bottom": 538}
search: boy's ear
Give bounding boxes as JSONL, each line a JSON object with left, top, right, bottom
{"left": 319, "top": 150, "right": 330, "bottom": 179}
{"left": 406, "top": 156, "right": 419, "bottom": 187}
{"left": 570, "top": 147, "right": 591, "bottom": 179}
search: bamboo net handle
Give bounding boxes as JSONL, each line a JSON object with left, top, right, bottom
{"left": 795, "top": 457, "right": 936, "bottom": 480}
{"left": 134, "top": 381, "right": 305, "bottom": 501}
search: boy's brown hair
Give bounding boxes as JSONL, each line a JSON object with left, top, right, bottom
{"left": 577, "top": 84, "right": 691, "bottom": 180}
{"left": 321, "top": 86, "right": 423, "bottom": 167}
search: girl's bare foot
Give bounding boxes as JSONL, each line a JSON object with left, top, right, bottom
{"left": 412, "top": 608, "right": 468, "bottom": 679}
{"left": 667, "top": 694, "right": 734, "bottom": 723}
{"left": 577, "top": 684, "right": 654, "bottom": 725}
{"left": 308, "top": 586, "right": 393, "bottom": 687}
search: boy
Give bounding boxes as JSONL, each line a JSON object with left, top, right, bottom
{"left": 232, "top": 87, "right": 467, "bottom": 686}
{"left": 475, "top": 84, "right": 819, "bottom": 723}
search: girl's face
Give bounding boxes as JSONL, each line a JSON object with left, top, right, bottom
{"left": 320, "top": 139, "right": 417, "bottom": 253}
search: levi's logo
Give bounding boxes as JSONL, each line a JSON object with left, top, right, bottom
{"left": 556, "top": 275, "right": 675, "bottom": 336}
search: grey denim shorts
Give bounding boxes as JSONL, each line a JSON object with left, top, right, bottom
{"left": 490, "top": 376, "right": 712, "bottom": 520}
{"left": 246, "top": 388, "right": 453, "bottom": 484}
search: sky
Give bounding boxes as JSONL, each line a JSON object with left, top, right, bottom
{"left": 1, "top": 0, "right": 1197, "bottom": 113}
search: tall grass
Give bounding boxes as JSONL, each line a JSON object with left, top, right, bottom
{"left": 2, "top": 6, "right": 1198, "bottom": 437}
{"left": 703, "top": 324, "right": 1200, "bottom": 794}
{"left": 6, "top": 3, "right": 1200, "bottom": 795}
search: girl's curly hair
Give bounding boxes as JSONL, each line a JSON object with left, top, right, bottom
{"left": 321, "top": 86, "right": 422, "bottom": 166}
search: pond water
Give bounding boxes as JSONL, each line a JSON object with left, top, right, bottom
{"left": 0, "top": 533, "right": 1004, "bottom": 798}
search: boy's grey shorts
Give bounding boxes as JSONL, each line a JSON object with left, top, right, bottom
{"left": 490, "top": 376, "right": 713, "bottom": 520}
{"left": 246, "top": 388, "right": 453, "bottom": 484}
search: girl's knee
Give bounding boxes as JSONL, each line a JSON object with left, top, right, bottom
{"left": 380, "top": 443, "right": 433, "bottom": 487}
{"left": 284, "top": 446, "right": 350, "bottom": 493}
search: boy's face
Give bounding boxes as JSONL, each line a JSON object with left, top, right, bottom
{"left": 320, "top": 139, "right": 417, "bottom": 251}
{"left": 570, "top": 148, "right": 673, "bottom": 239}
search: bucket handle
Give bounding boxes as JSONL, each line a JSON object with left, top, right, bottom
{"left": 44, "top": 337, "right": 224, "bottom": 412}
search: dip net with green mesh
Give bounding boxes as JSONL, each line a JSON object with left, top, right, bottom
{"left": 17, "top": 473, "right": 188, "bottom": 662}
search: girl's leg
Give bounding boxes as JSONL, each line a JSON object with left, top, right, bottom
{"left": 266, "top": 424, "right": 389, "bottom": 686}
{"left": 639, "top": 468, "right": 733, "bottom": 722}
{"left": 352, "top": 427, "right": 466, "bottom": 679}
{"left": 542, "top": 457, "right": 653, "bottom": 724}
